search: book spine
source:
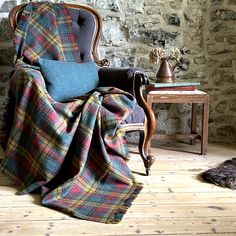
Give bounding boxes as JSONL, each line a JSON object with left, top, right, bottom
{"left": 149, "top": 82, "right": 200, "bottom": 88}
{"left": 146, "top": 85, "right": 196, "bottom": 91}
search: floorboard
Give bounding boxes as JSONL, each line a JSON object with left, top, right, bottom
{"left": 0, "top": 142, "right": 236, "bottom": 235}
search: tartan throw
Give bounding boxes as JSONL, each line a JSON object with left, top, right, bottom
{"left": 14, "top": 2, "right": 81, "bottom": 63}
{"left": 0, "top": 2, "right": 142, "bottom": 223}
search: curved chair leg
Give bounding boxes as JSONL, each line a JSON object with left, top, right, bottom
{"left": 138, "top": 130, "right": 155, "bottom": 175}
{"left": 131, "top": 71, "right": 156, "bottom": 175}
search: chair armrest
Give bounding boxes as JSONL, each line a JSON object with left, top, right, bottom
{"left": 98, "top": 66, "right": 144, "bottom": 93}
{"left": 98, "top": 66, "right": 156, "bottom": 141}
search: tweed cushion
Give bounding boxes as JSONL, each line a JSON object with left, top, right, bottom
{"left": 38, "top": 58, "right": 99, "bottom": 102}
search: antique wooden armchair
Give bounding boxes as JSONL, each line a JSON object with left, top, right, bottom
{"left": 7, "top": 3, "right": 156, "bottom": 175}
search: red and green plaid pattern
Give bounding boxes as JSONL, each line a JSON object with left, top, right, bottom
{"left": 0, "top": 2, "right": 142, "bottom": 223}
{"left": 14, "top": 2, "right": 81, "bottom": 63}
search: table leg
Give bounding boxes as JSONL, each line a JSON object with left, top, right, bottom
{"left": 201, "top": 96, "right": 209, "bottom": 155}
{"left": 191, "top": 103, "right": 197, "bottom": 145}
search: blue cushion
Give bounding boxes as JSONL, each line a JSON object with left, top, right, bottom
{"left": 38, "top": 58, "right": 99, "bottom": 102}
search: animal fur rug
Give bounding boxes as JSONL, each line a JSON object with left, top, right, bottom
{"left": 201, "top": 158, "right": 236, "bottom": 189}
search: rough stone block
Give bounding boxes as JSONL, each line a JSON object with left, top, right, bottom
{"left": 184, "top": 7, "right": 205, "bottom": 27}
{"left": 101, "top": 18, "right": 125, "bottom": 46}
{"left": 210, "top": 22, "right": 236, "bottom": 32}
{"left": 214, "top": 35, "right": 225, "bottom": 42}
{"left": 211, "top": 9, "right": 236, "bottom": 21}
{"left": 227, "top": 0, "right": 236, "bottom": 4}
{"left": 96, "top": 0, "right": 108, "bottom": 9}
{"left": 0, "top": 87, "right": 5, "bottom": 96}
{"left": 217, "top": 125, "right": 236, "bottom": 139}
{"left": 178, "top": 57, "right": 190, "bottom": 71}
{"left": 187, "top": 0, "right": 207, "bottom": 6}
{"left": 129, "top": 28, "right": 182, "bottom": 47}
{"left": 211, "top": 0, "right": 223, "bottom": 5}
{"left": 207, "top": 42, "right": 232, "bottom": 54}
{"left": 222, "top": 86, "right": 236, "bottom": 95}
{"left": 144, "top": 0, "right": 164, "bottom": 6}
{"left": 215, "top": 115, "right": 235, "bottom": 124}
{"left": 0, "top": 72, "right": 11, "bottom": 83}
{"left": 229, "top": 99, "right": 236, "bottom": 112}
{"left": 168, "top": 13, "right": 181, "bottom": 26}
{"left": 169, "top": 0, "right": 183, "bottom": 9}
{"left": 0, "top": 18, "right": 13, "bottom": 42}
{"left": 215, "top": 101, "right": 228, "bottom": 113}
{"left": 219, "top": 60, "right": 233, "bottom": 68}
{"left": 144, "top": 6, "right": 161, "bottom": 15}
{"left": 128, "top": 0, "right": 145, "bottom": 13}
{"left": 226, "top": 35, "right": 236, "bottom": 44}
{"left": 0, "top": 48, "right": 15, "bottom": 66}
{"left": 212, "top": 68, "right": 235, "bottom": 86}
{"left": 194, "top": 56, "right": 207, "bottom": 65}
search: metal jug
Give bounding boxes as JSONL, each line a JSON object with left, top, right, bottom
{"left": 156, "top": 58, "right": 177, "bottom": 83}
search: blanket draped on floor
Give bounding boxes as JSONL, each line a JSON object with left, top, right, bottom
{"left": 0, "top": 2, "right": 142, "bottom": 224}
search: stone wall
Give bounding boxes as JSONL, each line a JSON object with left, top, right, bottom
{"left": 0, "top": 17, "right": 13, "bottom": 131}
{"left": 0, "top": 0, "right": 235, "bottom": 144}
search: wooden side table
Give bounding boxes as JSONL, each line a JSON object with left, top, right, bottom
{"left": 146, "top": 89, "right": 209, "bottom": 155}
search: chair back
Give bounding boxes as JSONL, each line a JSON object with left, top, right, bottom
{"left": 8, "top": 3, "right": 102, "bottom": 63}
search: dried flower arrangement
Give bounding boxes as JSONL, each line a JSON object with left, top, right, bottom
{"left": 149, "top": 47, "right": 182, "bottom": 64}
{"left": 148, "top": 47, "right": 183, "bottom": 83}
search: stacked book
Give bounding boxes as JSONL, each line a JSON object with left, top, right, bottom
{"left": 146, "top": 81, "right": 201, "bottom": 92}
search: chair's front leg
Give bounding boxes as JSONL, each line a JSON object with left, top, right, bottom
{"left": 133, "top": 72, "right": 156, "bottom": 175}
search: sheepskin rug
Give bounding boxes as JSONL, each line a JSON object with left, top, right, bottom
{"left": 201, "top": 158, "right": 236, "bottom": 189}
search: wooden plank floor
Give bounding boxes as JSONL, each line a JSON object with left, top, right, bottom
{"left": 0, "top": 142, "right": 236, "bottom": 236}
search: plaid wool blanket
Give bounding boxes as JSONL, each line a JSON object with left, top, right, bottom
{"left": 0, "top": 2, "right": 142, "bottom": 223}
